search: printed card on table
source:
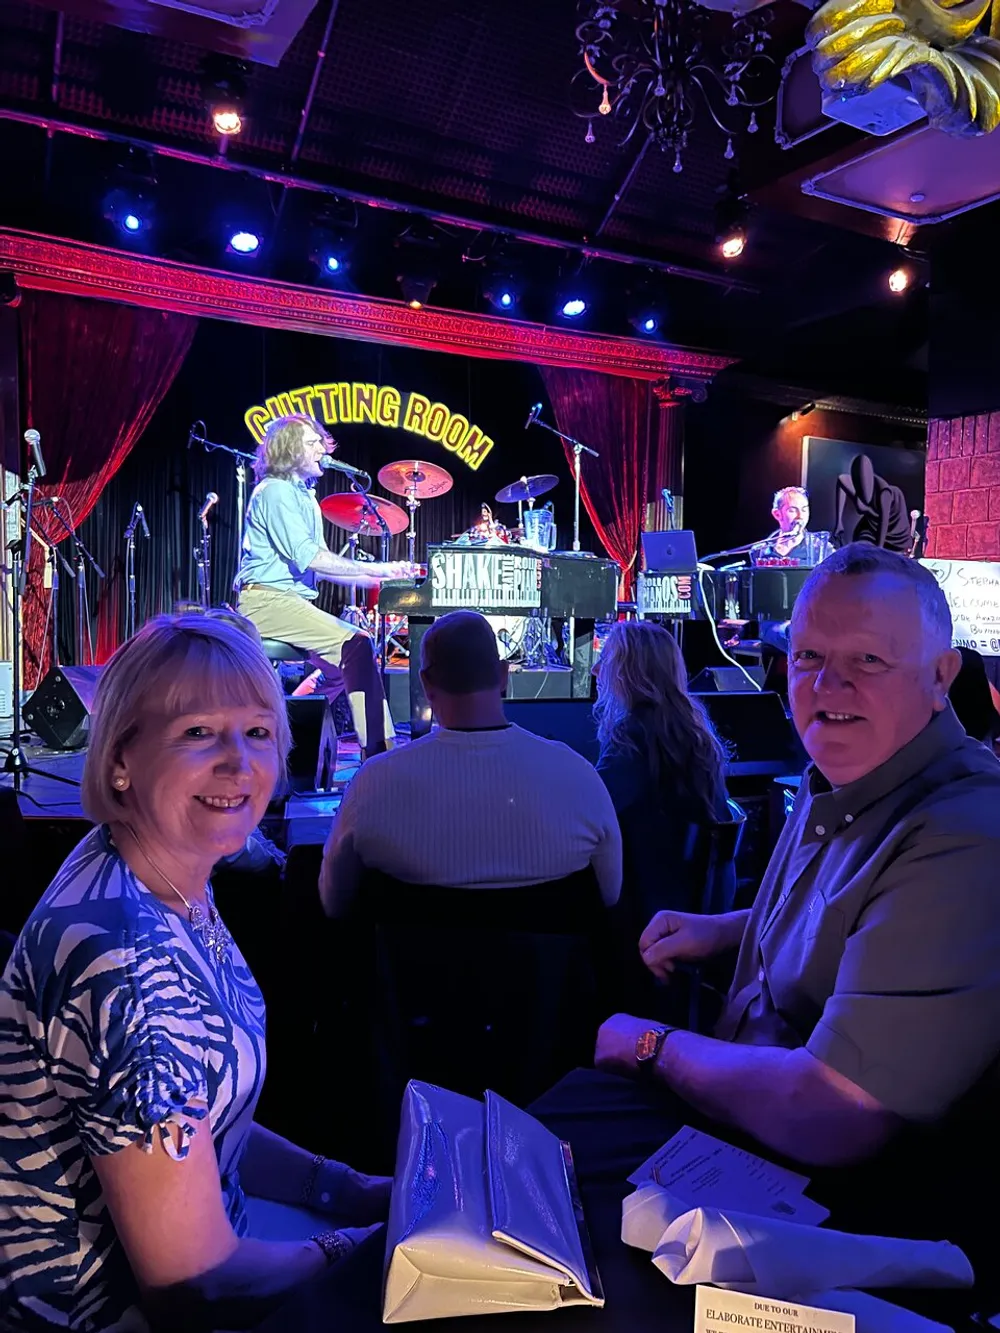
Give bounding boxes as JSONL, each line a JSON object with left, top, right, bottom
{"left": 629, "top": 1126, "right": 829, "bottom": 1225}
{"left": 695, "top": 1286, "right": 855, "bottom": 1333}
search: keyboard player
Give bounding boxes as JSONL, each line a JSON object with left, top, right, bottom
{"left": 749, "top": 486, "right": 834, "bottom": 568}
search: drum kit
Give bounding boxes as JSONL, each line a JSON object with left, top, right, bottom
{"left": 318, "top": 458, "right": 562, "bottom": 660}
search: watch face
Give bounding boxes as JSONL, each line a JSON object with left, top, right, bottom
{"left": 635, "top": 1028, "right": 665, "bottom": 1063}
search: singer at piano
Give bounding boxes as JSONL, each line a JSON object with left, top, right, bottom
{"left": 235, "top": 414, "right": 414, "bottom": 757}
{"left": 748, "top": 486, "right": 834, "bottom": 568}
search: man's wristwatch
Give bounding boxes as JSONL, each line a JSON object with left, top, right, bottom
{"left": 635, "top": 1024, "right": 676, "bottom": 1075}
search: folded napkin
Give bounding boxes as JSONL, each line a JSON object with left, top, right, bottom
{"left": 622, "top": 1184, "right": 973, "bottom": 1299}
{"left": 814, "top": 1289, "right": 954, "bottom": 1333}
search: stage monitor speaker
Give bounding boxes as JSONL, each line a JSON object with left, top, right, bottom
{"left": 285, "top": 697, "right": 339, "bottom": 793}
{"left": 690, "top": 665, "right": 765, "bottom": 692}
{"left": 23, "top": 666, "right": 102, "bottom": 751}
{"left": 503, "top": 699, "right": 599, "bottom": 765}
{"left": 692, "top": 689, "right": 806, "bottom": 779}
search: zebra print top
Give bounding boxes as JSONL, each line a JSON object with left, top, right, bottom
{"left": 0, "top": 824, "right": 267, "bottom": 1331}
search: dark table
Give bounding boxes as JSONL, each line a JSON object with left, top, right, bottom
{"left": 256, "top": 1069, "right": 981, "bottom": 1333}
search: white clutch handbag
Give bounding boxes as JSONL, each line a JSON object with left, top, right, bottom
{"left": 382, "top": 1080, "right": 605, "bottom": 1323}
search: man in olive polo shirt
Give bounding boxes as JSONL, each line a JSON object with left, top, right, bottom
{"left": 596, "top": 544, "right": 1000, "bottom": 1175}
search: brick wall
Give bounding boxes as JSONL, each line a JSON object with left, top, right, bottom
{"left": 925, "top": 415, "right": 1000, "bottom": 559}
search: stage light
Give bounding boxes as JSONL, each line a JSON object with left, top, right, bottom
{"left": 626, "top": 282, "right": 664, "bottom": 337}
{"left": 714, "top": 175, "right": 749, "bottom": 261}
{"left": 308, "top": 216, "right": 355, "bottom": 283}
{"left": 228, "top": 230, "right": 261, "bottom": 255}
{"left": 103, "top": 186, "right": 153, "bottom": 238}
{"left": 212, "top": 106, "right": 243, "bottom": 136}
{"left": 561, "top": 297, "right": 587, "bottom": 318}
{"left": 483, "top": 270, "right": 522, "bottom": 313}
{"left": 888, "top": 267, "right": 910, "bottom": 294}
{"left": 397, "top": 273, "right": 437, "bottom": 309}
{"left": 204, "top": 56, "right": 248, "bottom": 138}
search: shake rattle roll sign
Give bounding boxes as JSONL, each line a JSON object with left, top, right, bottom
{"left": 245, "top": 382, "right": 495, "bottom": 471}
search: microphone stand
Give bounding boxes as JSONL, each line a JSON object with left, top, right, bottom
{"left": 45, "top": 501, "right": 104, "bottom": 667}
{"left": 123, "top": 502, "right": 148, "bottom": 641}
{"left": 525, "top": 411, "right": 599, "bottom": 554}
{"left": 36, "top": 522, "right": 76, "bottom": 678}
{"left": 351, "top": 477, "right": 393, "bottom": 676}
{"left": 195, "top": 511, "right": 212, "bottom": 610}
{"left": 188, "top": 427, "right": 256, "bottom": 586}
{"left": 2, "top": 467, "right": 80, "bottom": 792}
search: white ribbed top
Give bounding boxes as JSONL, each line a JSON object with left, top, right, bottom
{"left": 320, "top": 725, "right": 621, "bottom": 911}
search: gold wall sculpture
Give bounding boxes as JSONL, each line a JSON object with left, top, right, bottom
{"left": 807, "top": 0, "right": 1000, "bottom": 136}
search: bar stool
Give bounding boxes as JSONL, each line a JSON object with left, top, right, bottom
{"left": 260, "top": 638, "right": 307, "bottom": 668}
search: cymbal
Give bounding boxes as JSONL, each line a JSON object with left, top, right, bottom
{"left": 378, "top": 459, "right": 454, "bottom": 500}
{"left": 319, "top": 492, "right": 409, "bottom": 536}
{"left": 494, "top": 474, "right": 559, "bottom": 505}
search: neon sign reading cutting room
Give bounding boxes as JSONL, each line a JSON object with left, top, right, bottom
{"left": 245, "top": 383, "right": 495, "bottom": 471}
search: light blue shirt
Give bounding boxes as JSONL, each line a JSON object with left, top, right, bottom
{"left": 237, "top": 475, "right": 324, "bottom": 599}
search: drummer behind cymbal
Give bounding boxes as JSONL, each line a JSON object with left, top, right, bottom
{"left": 234, "top": 413, "right": 415, "bottom": 758}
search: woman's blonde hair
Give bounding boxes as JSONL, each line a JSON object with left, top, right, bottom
{"left": 81, "top": 614, "right": 291, "bottom": 825}
{"left": 595, "top": 620, "right": 728, "bottom": 820}
{"left": 253, "top": 414, "right": 333, "bottom": 483}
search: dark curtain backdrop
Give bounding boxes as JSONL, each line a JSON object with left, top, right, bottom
{"left": 20, "top": 291, "right": 197, "bottom": 683}
{"left": 540, "top": 366, "right": 656, "bottom": 598}
{"left": 60, "top": 319, "right": 598, "bottom": 660}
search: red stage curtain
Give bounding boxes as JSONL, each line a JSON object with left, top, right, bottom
{"left": 20, "top": 292, "right": 196, "bottom": 683}
{"left": 539, "top": 366, "right": 655, "bottom": 598}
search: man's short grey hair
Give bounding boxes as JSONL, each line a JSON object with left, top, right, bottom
{"left": 798, "top": 543, "right": 953, "bottom": 652}
{"left": 773, "top": 485, "right": 808, "bottom": 510}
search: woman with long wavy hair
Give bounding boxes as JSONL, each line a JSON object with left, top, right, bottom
{"left": 594, "top": 620, "right": 732, "bottom": 929}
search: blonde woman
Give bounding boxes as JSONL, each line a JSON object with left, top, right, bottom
{"left": 595, "top": 620, "right": 731, "bottom": 923}
{"left": 236, "top": 414, "right": 414, "bottom": 757}
{"left": 0, "top": 617, "right": 389, "bottom": 1330}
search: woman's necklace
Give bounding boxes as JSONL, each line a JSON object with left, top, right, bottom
{"left": 125, "top": 825, "right": 233, "bottom": 965}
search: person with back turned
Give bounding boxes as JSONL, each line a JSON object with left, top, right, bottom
{"left": 235, "top": 413, "right": 414, "bottom": 758}
{"left": 320, "top": 610, "right": 622, "bottom": 915}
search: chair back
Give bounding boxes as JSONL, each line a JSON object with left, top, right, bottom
{"left": 364, "top": 866, "right": 607, "bottom": 1118}
{"left": 680, "top": 798, "right": 747, "bottom": 917}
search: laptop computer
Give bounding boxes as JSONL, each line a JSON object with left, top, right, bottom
{"left": 641, "top": 530, "right": 698, "bottom": 574}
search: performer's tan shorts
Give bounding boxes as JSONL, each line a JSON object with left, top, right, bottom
{"left": 236, "top": 585, "right": 357, "bottom": 663}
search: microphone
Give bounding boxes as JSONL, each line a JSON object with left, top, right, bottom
{"left": 525, "top": 403, "right": 543, "bottom": 430}
{"left": 198, "top": 492, "right": 219, "bottom": 522}
{"left": 24, "top": 428, "right": 46, "bottom": 478}
{"left": 187, "top": 421, "right": 204, "bottom": 450}
{"left": 320, "top": 456, "right": 372, "bottom": 484}
{"left": 137, "top": 503, "right": 150, "bottom": 539}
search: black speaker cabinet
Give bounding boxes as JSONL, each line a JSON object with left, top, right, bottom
{"left": 690, "top": 665, "right": 766, "bottom": 692}
{"left": 23, "top": 666, "right": 102, "bottom": 750}
{"left": 285, "top": 697, "right": 339, "bottom": 793}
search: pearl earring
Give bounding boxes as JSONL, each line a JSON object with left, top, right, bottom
{"left": 113, "top": 776, "right": 128, "bottom": 791}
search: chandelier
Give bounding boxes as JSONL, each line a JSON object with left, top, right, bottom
{"left": 572, "top": 0, "right": 780, "bottom": 173}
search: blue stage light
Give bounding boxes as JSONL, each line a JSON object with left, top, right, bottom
{"left": 324, "top": 255, "right": 342, "bottom": 273}
{"left": 642, "top": 316, "right": 657, "bottom": 333}
{"left": 229, "top": 230, "right": 261, "bottom": 255}
{"left": 561, "top": 297, "right": 587, "bottom": 318}
{"left": 122, "top": 213, "right": 142, "bottom": 233}
{"left": 499, "top": 291, "right": 513, "bottom": 308}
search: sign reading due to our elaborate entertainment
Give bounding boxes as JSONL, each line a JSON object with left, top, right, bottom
{"left": 429, "top": 548, "right": 542, "bottom": 610}
{"left": 244, "top": 382, "right": 495, "bottom": 471}
{"left": 921, "top": 558, "right": 1000, "bottom": 658}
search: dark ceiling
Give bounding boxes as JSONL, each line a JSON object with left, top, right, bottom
{"left": 0, "top": 0, "right": 928, "bottom": 407}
